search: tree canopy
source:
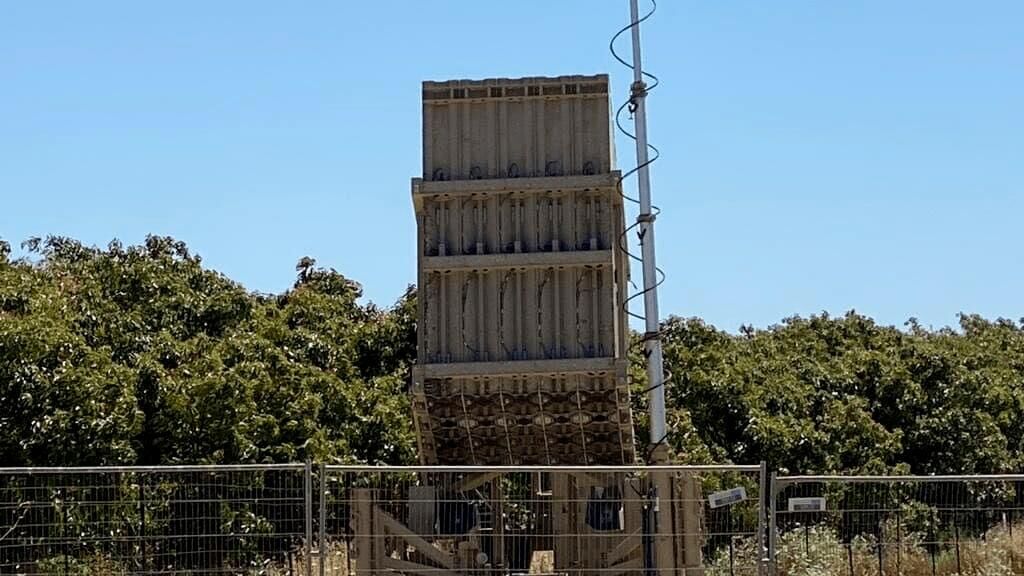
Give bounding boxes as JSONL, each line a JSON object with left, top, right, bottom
{"left": 0, "top": 235, "right": 415, "bottom": 466}
{"left": 2, "top": 236, "right": 1022, "bottom": 473}
{"left": 642, "top": 312, "right": 1024, "bottom": 474}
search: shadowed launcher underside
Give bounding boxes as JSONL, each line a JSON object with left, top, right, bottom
{"left": 410, "top": 74, "right": 637, "bottom": 465}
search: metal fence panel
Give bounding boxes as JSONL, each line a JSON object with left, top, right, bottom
{"left": 320, "top": 465, "right": 764, "bottom": 576}
{"left": 0, "top": 465, "right": 309, "bottom": 575}
{"left": 1, "top": 464, "right": 766, "bottom": 575}
{"left": 769, "top": 475, "right": 1024, "bottom": 576}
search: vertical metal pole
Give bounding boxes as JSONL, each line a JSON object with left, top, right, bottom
{"left": 627, "top": 6, "right": 672, "bottom": 573}
{"left": 929, "top": 518, "right": 937, "bottom": 576}
{"left": 319, "top": 463, "right": 326, "bottom": 576}
{"left": 627, "top": 0, "right": 667, "bottom": 456}
{"left": 896, "top": 508, "right": 903, "bottom": 573}
{"left": 62, "top": 488, "right": 70, "bottom": 576}
{"left": 642, "top": 482, "right": 654, "bottom": 575}
{"left": 768, "top": 473, "right": 778, "bottom": 576}
{"left": 876, "top": 520, "right": 883, "bottom": 576}
{"left": 954, "top": 512, "right": 962, "bottom": 573}
{"left": 139, "top": 478, "right": 146, "bottom": 572}
{"left": 757, "top": 462, "right": 767, "bottom": 576}
{"left": 727, "top": 505, "right": 736, "bottom": 576}
{"left": 304, "top": 461, "right": 313, "bottom": 576}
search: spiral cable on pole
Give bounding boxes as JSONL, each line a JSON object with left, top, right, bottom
{"left": 610, "top": 0, "right": 673, "bottom": 461}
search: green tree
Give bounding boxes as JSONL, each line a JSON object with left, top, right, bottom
{"left": 654, "top": 312, "right": 1024, "bottom": 474}
{"left": 0, "top": 236, "right": 417, "bottom": 466}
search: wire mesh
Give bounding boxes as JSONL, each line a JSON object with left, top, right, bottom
{"left": 0, "top": 465, "right": 309, "bottom": 575}
{"left": 319, "top": 465, "right": 763, "bottom": 576}
{"left": 0, "top": 464, "right": 764, "bottom": 575}
{"left": 771, "top": 475, "right": 1024, "bottom": 576}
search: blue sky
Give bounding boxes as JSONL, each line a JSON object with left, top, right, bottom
{"left": 1, "top": 1, "right": 1021, "bottom": 331}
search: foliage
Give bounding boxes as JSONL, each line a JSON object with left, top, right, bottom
{"left": 0, "top": 235, "right": 416, "bottom": 466}
{"left": 654, "top": 312, "right": 1024, "bottom": 474}
{"left": 3, "top": 235, "right": 1024, "bottom": 474}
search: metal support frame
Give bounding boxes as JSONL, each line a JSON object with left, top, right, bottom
{"left": 336, "top": 465, "right": 762, "bottom": 576}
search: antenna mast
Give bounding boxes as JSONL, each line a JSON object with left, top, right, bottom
{"left": 627, "top": 0, "right": 668, "bottom": 462}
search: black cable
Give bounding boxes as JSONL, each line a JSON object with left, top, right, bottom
{"left": 609, "top": 0, "right": 661, "bottom": 91}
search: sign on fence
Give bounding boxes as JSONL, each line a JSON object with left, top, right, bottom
{"left": 708, "top": 486, "right": 747, "bottom": 508}
{"left": 787, "top": 496, "right": 826, "bottom": 512}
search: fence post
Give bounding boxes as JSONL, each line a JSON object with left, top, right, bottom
{"left": 319, "top": 462, "right": 326, "bottom": 576}
{"left": 139, "top": 476, "right": 146, "bottom": 573}
{"left": 757, "top": 461, "right": 768, "bottom": 576}
{"left": 305, "top": 460, "right": 313, "bottom": 576}
{"left": 768, "top": 472, "right": 778, "bottom": 576}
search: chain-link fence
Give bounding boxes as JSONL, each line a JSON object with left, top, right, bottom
{"left": 0, "top": 464, "right": 311, "bottom": 575}
{"left": 769, "top": 474, "right": 1024, "bottom": 576}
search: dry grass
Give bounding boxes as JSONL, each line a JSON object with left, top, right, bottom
{"left": 285, "top": 531, "right": 1024, "bottom": 576}
{"left": 265, "top": 541, "right": 349, "bottom": 575}
{"left": 282, "top": 545, "right": 558, "bottom": 575}
{"left": 32, "top": 527, "right": 1024, "bottom": 575}
{"left": 708, "top": 523, "right": 1024, "bottom": 576}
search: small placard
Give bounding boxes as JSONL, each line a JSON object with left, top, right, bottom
{"left": 788, "top": 497, "right": 827, "bottom": 512}
{"left": 708, "top": 487, "right": 747, "bottom": 509}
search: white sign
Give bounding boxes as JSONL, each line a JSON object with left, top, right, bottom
{"left": 788, "top": 497, "right": 827, "bottom": 512}
{"left": 708, "top": 487, "right": 747, "bottom": 509}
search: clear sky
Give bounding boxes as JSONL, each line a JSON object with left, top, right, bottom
{"left": 2, "top": 1, "right": 1021, "bottom": 331}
